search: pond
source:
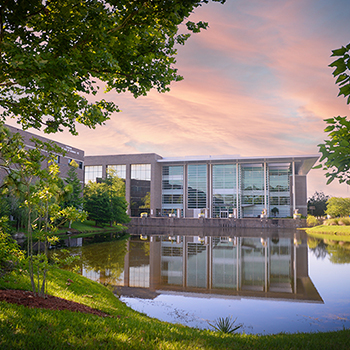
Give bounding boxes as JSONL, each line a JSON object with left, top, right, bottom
{"left": 54, "top": 226, "right": 350, "bottom": 335}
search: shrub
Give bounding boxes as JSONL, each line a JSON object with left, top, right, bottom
{"left": 338, "top": 217, "right": 350, "bottom": 226}
{"left": 208, "top": 316, "right": 242, "bottom": 334}
{"left": 307, "top": 215, "right": 319, "bottom": 227}
{"left": 0, "top": 224, "right": 24, "bottom": 278}
{"left": 325, "top": 218, "right": 339, "bottom": 225}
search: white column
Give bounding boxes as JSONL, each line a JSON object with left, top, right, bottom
{"left": 236, "top": 163, "right": 239, "bottom": 218}
{"left": 208, "top": 163, "right": 212, "bottom": 218}
{"left": 292, "top": 161, "right": 296, "bottom": 213}
{"left": 264, "top": 162, "right": 267, "bottom": 215}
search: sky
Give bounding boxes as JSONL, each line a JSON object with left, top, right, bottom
{"left": 6, "top": 0, "right": 350, "bottom": 198}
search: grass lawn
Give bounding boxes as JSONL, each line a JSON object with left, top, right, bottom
{"left": 1, "top": 268, "right": 350, "bottom": 349}
{"left": 306, "top": 225, "right": 350, "bottom": 242}
{"left": 55, "top": 220, "right": 128, "bottom": 238}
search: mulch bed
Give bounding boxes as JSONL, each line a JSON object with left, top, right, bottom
{"left": 0, "top": 289, "right": 110, "bottom": 317}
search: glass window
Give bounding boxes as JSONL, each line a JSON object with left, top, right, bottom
{"left": 107, "top": 164, "right": 126, "bottom": 179}
{"left": 268, "top": 167, "right": 291, "bottom": 217}
{"left": 130, "top": 164, "right": 151, "bottom": 216}
{"left": 131, "top": 164, "right": 151, "bottom": 181}
{"left": 84, "top": 165, "right": 103, "bottom": 184}
{"left": 212, "top": 164, "right": 236, "bottom": 217}
{"left": 242, "top": 165, "right": 264, "bottom": 191}
{"left": 188, "top": 164, "right": 207, "bottom": 209}
{"left": 162, "top": 166, "right": 184, "bottom": 216}
{"left": 241, "top": 165, "right": 265, "bottom": 217}
{"left": 269, "top": 168, "right": 290, "bottom": 192}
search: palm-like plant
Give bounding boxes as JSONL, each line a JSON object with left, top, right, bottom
{"left": 208, "top": 316, "right": 243, "bottom": 334}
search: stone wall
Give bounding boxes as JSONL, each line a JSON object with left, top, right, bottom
{"left": 130, "top": 217, "right": 306, "bottom": 229}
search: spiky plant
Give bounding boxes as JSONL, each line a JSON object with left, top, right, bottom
{"left": 208, "top": 316, "right": 242, "bottom": 334}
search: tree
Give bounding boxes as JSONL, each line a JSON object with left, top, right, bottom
{"left": 271, "top": 207, "right": 279, "bottom": 217}
{"left": 307, "top": 191, "right": 330, "bottom": 216}
{"left": 0, "top": 124, "right": 71, "bottom": 296}
{"left": 0, "top": 0, "right": 225, "bottom": 135}
{"left": 83, "top": 176, "right": 130, "bottom": 226}
{"left": 58, "top": 206, "right": 87, "bottom": 229}
{"left": 315, "top": 43, "right": 350, "bottom": 184}
{"left": 325, "top": 197, "right": 350, "bottom": 218}
{"left": 63, "top": 161, "right": 83, "bottom": 209}
{"left": 83, "top": 182, "right": 112, "bottom": 226}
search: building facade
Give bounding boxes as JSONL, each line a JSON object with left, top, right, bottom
{"left": 85, "top": 153, "right": 319, "bottom": 218}
{"left": 2, "top": 125, "right": 85, "bottom": 186}
{"left": 2, "top": 125, "right": 317, "bottom": 218}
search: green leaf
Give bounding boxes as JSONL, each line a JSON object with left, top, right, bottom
{"left": 338, "top": 85, "right": 350, "bottom": 98}
{"left": 331, "top": 46, "right": 349, "bottom": 57}
{"left": 336, "top": 74, "right": 349, "bottom": 84}
{"left": 324, "top": 125, "right": 335, "bottom": 132}
{"left": 324, "top": 118, "right": 337, "bottom": 124}
{"left": 326, "top": 177, "right": 334, "bottom": 185}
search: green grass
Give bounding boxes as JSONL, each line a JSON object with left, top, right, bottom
{"left": 306, "top": 225, "right": 350, "bottom": 242}
{"left": 55, "top": 220, "right": 128, "bottom": 238}
{"left": 1, "top": 268, "right": 350, "bottom": 349}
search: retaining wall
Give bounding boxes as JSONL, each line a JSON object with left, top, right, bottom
{"left": 130, "top": 217, "right": 306, "bottom": 229}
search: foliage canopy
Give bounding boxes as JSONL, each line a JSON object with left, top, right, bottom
{"left": 84, "top": 173, "right": 129, "bottom": 226}
{"left": 325, "top": 197, "right": 350, "bottom": 218}
{"left": 315, "top": 43, "right": 350, "bottom": 184}
{"left": 0, "top": 0, "right": 225, "bottom": 135}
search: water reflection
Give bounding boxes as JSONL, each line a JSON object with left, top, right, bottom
{"left": 57, "top": 227, "right": 322, "bottom": 303}
{"left": 54, "top": 227, "right": 350, "bottom": 334}
{"left": 116, "top": 229, "right": 322, "bottom": 304}
{"left": 308, "top": 236, "right": 350, "bottom": 263}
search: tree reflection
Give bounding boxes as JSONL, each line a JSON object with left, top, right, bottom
{"left": 80, "top": 239, "right": 128, "bottom": 285}
{"left": 326, "top": 242, "right": 350, "bottom": 264}
{"left": 308, "top": 236, "right": 350, "bottom": 263}
{"left": 307, "top": 237, "right": 327, "bottom": 259}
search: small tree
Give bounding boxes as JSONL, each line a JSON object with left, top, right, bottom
{"left": 0, "top": 124, "right": 65, "bottom": 296}
{"left": 83, "top": 182, "right": 112, "bottom": 226}
{"left": 271, "top": 207, "right": 279, "bottom": 217}
{"left": 84, "top": 171, "right": 130, "bottom": 226}
{"left": 59, "top": 206, "right": 87, "bottom": 229}
{"left": 63, "top": 161, "right": 83, "bottom": 209}
{"left": 325, "top": 197, "right": 350, "bottom": 218}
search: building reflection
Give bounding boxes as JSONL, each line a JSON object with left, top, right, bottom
{"left": 113, "top": 228, "right": 323, "bottom": 303}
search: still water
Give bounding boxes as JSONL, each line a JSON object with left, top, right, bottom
{"left": 56, "top": 226, "right": 350, "bottom": 335}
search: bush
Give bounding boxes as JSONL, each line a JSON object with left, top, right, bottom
{"left": 324, "top": 217, "right": 350, "bottom": 226}
{"left": 0, "top": 224, "right": 24, "bottom": 278}
{"left": 307, "top": 215, "right": 319, "bottom": 227}
{"left": 338, "top": 217, "right": 350, "bottom": 225}
{"left": 325, "top": 218, "right": 339, "bottom": 225}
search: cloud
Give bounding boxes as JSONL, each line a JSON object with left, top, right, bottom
{"left": 5, "top": 0, "right": 350, "bottom": 197}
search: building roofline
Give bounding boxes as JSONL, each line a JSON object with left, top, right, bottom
{"left": 157, "top": 154, "right": 319, "bottom": 162}
{"left": 157, "top": 154, "right": 320, "bottom": 175}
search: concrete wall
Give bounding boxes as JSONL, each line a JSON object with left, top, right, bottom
{"left": 290, "top": 175, "right": 307, "bottom": 216}
{"left": 130, "top": 217, "right": 306, "bottom": 229}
